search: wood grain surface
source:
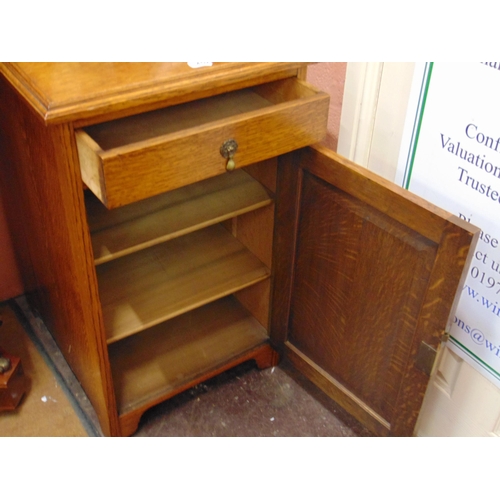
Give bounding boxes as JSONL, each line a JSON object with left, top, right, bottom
{"left": 271, "top": 146, "right": 478, "bottom": 436}
{"left": 109, "top": 296, "right": 269, "bottom": 415}
{"left": 0, "top": 75, "right": 120, "bottom": 436}
{"left": 87, "top": 169, "right": 272, "bottom": 264}
{"left": 97, "top": 224, "right": 271, "bottom": 343}
{"left": 76, "top": 78, "right": 328, "bottom": 208}
{"left": 0, "top": 62, "right": 306, "bottom": 125}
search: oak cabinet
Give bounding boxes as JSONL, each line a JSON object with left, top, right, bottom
{"left": 0, "top": 63, "right": 478, "bottom": 436}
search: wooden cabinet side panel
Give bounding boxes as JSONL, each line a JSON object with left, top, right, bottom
{"left": 0, "top": 76, "right": 119, "bottom": 436}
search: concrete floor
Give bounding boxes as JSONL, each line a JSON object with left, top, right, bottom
{"left": 1, "top": 297, "right": 371, "bottom": 437}
{"left": 135, "top": 360, "right": 372, "bottom": 437}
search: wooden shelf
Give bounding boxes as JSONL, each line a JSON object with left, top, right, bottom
{"left": 108, "top": 295, "right": 269, "bottom": 415}
{"left": 97, "top": 223, "right": 270, "bottom": 344}
{"left": 86, "top": 170, "right": 273, "bottom": 265}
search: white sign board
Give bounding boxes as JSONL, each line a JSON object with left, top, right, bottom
{"left": 397, "top": 62, "right": 500, "bottom": 387}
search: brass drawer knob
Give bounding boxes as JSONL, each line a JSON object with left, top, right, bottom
{"left": 220, "top": 139, "right": 238, "bottom": 171}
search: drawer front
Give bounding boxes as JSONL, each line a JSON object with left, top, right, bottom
{"left": 76, "top": 78, "right": 329, "bottom": 209}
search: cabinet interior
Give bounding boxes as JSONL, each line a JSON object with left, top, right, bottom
{"left": 84, "top": 159, "right": 277, "bottom": 416}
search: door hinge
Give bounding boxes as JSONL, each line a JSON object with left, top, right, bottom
{"left": 416, "top": 331, "right": 449, "bottom": 377}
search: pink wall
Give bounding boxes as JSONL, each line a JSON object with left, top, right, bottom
{"left": 0, "top": 62, "right": 347, "bottom": 302}
{"left": 307, "top": 62, "right": 347, "bottom": 151}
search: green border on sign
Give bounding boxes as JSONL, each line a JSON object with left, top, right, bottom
{"left": 403, "top": 62, "right": 434, "bottom": 189}
{"left": 449, "top": 336, "right": 500, "bottom": 382}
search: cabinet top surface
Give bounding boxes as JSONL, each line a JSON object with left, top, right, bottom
{"left": 0, "top": 62, "right": 305, "bottom": 125}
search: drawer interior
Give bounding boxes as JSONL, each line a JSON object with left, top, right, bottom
{"left": 81, "top": 78, "right": 321, "bottom": 150}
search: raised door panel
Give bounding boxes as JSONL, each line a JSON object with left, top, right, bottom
{"left": 272, "top": 145, "right": 478, "bottom": 436}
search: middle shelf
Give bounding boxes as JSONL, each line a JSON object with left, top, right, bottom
{"left": 96, "top": 223, "right": 271, "bottom": 344}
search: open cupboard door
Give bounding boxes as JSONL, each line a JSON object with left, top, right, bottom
{"left": 271, "top": 145, "right": 479, "bottom": 436}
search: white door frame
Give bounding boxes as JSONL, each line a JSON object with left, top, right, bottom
{"left": 338, "top": 62, "right": 416, "bottom": 180}
{"left": 337, "top": 62, "right": 384, "bottom": 167}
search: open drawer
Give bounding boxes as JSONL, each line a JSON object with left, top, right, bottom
{"left": 75, "top": 77, "right": 329, "bottom": 208}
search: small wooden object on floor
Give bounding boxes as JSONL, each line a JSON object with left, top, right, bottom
{"left": 0, "top": 346, "right": 28, "bottom": 411}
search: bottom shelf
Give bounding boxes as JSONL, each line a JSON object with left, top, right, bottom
{"left": 108, "top": 295, "right": 269, "bottom": 416}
